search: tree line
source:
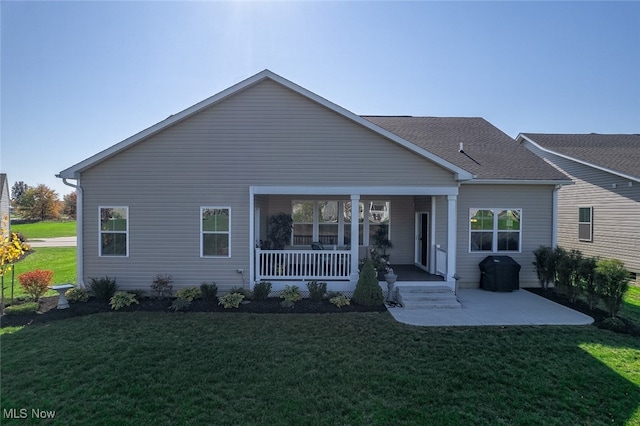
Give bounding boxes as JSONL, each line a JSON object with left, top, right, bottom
{"left": 11, "top": 181, "right": 76, "bottom": 221}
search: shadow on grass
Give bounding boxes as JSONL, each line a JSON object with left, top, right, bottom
{"left": 1, "top": 313, "right": 639, "bottom": 425}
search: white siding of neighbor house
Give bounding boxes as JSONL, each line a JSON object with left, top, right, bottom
{"left": 454, "top": 184, "right": 556, "bottom": 288}
{"left": 80, "top": 79, "right": 457, "bottom": 291}
{"left": 523, "top": 142, "right": 640, "bottom": 276}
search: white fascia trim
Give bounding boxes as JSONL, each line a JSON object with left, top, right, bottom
{"left": 462, "top": 179, "right": 574, "bottom": 186}
{"left": 251, "top": 185, "right": 459, "bottom": 196}
{"left": 517, "top": 134, "right": 640, "bottom": 184}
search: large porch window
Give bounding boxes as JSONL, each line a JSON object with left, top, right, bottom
{"left": 292, "top": 200, "right": 390, "bottom": 247}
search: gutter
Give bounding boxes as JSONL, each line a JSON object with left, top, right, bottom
{"left": 58, "top": 175, "right": 85, "bottom": 289}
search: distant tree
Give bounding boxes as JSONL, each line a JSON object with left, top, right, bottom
{"left": 16, "top": 184, "right": 61, "bottom": 221}
{"left": 11, "top": 181, "right": 29, "bottom": 206}
{"left": 63, "top": 191, "right": 77, "bottom": 219}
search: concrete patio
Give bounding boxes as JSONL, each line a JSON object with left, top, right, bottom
{"left": 387, "top": 288, "right": 594, "bottom": 327}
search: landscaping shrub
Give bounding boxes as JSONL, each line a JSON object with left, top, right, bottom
{"left": 151, "top": 274, "right": 173, "bottom": 299}
{"left": 555, "top": 248, "right": 582, "bottom": 303}
{"left": 18, "top": 269, "right": 53, "bottom": 301}
{"left": 170, "top": 287, "right": 201, "bottom": 312}
{"left": 598, "top": 317, "right": 627, "bottom": 334}
{"left": 578, "top": 256, "right": 598, "bottom": 310}
{"left": 595, "top": 258, "right": 630, "bottom": 317}
{"left": 89, "top": 276, "right": 118, "bottom": 302}
{"left": 253, "top": 281, "right": 272, "bottom": 300}
{"left": 200, "top": 282, "right": 218, "bottom": 302}
{"left": 280, "top": 284, "right": 302, "bottom": 308}
{"left": 307, "top": 280, "right": 327, "bottom": 301}
{"left": 3, "top": 302, "right": 39, "bottom": 315}
{"left": 218, "top": 292, "right": 244, "bottom": 309}
{"left": 532, "top": 245, "right": 555, "bottom": 291}
{"left": 353, "top": 259, "right": 384, "bottom": 307}
{"left": 65, "top": 287, "right": 89, "bottom": 303}
{"left": 329, "top": 294, "right": 350, "bottom": 308}
{"left": 109, "top": 292, "right": 139, "bottom": 310}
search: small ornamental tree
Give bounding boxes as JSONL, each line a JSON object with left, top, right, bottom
{"left": 353, "top": 259, "right": 384, "bottom": 307}
{"left": 595, "top": 258, "right": 630, "bottom": 318}
{"left": 1, "top": 215, "right": 29, "bottom": 310}
{"left": 18, "top": 269, "right": 54, "bottom": 302}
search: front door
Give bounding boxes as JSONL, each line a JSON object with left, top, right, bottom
{"left": 416, "top": 212, "right": 429, "bottom": 269}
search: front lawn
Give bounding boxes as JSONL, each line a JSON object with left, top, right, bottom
{"left": 2, "top": 248, "right": 76, "bottom": 301}
{"left": 1, "top": 312, "right": 638, "bottom": 425}
{"left": 10, "top": 221, "right": 76, "bottom": 239}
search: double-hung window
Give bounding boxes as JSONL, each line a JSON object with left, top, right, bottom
{"left": 201, "top": 207, "right": 231, "bottom": 257}
{"left": 578, "top": 207, "right": 593, "bottom": 242}
{"left": 99, "top": 207, "right": 128, "bottom": 256}
{"left": 470, "top": 208, "right": 521, "bottom": 253}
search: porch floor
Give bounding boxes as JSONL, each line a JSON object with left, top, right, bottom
{"left": 388, "top": 265, "right": 444, "bottom": 282}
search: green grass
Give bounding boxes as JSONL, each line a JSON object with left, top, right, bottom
{"left": 1, "top": 313, "right": 638, "bottom": 425}
{"left": 621, "top": 285, "right": 640, "bottom": 325}
{"left": 2, "top": 248, "right": 76, "bottom": 301}
{"left": 10, "top": 221, "right": 76, "bottom": 239}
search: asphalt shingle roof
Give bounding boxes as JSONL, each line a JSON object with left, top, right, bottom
{"left": 363, "top": 116, "right": 569, "bottom": 181}
{"left": 521, "top": 133, "right": 640, "bottom": 179}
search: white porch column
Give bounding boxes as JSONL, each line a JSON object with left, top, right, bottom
{"left": 350, "top": 194, "right": 360, "bottom": 284}
{"left": 446, "top": 195, "right": 457, "bottom": 284}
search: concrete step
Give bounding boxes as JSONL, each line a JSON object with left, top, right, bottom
{"left": 396, "top": 286, "right": 462, "bottom": 309}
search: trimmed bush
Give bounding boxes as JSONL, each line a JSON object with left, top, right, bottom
{"left": 595, "top": 258, "right": 629, "bottom": 317}
{"left": 307, "top": 280, "right": 327, "bottom": 301}
{"left": 18, "top": 269, "right": 54, "bottom": 302}
{"left": 352, "top": 259, "right": 384, "bottom": 307}
{"left": 89, "top": 276, "right": 118, "bottom": 302}
{"left": 253, "top": 281, "right": 272, "bottom": 300}
{"left": 200, "top": 282, "right": 218, "bottom": 302}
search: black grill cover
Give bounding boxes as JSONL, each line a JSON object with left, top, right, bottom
{"left": 479, "top": 256, "right": 520, "bottom": 292}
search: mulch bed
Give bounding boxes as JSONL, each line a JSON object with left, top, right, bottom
{"left": 526, "top": 287, "right": 639, "bottom": 337}
{"left": 0, "top": 296, "right": 387, "bottom": 328}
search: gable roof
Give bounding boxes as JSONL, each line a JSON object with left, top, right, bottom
{"left": 58, "top": 70, "right": 474, "bottom": 181}
{"left": 519, "top": 133, "right": 640, "bottom": 182}
{"left": 365, "top": 117, "right": 569, "bottom": 181}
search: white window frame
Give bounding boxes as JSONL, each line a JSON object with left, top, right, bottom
{"left": 201, "top": 207, "right": 231, "bottom": 258}
{"left": 99, "top": 206, "right": 129, "bottom": 257}
{"left": 469, "top": 208, "right": 522, "bottom": 253}
{"left": 578, "top": 206, "right": 593, "bottom": 242}
{"left": 292, "top": 200, "right": 390, "bottom": 247}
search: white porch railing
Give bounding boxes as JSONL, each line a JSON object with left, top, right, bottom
{"left": 256, "top": 249, "right": 351, "bottom": 281}
{"left": 436, "top": 245, "right": 447, "bottom": 277}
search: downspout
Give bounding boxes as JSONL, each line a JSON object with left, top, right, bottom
{"left": 59, "top": 176, "right": 85, "bottom": 289}
{"left": 552, "top": 185, "right": 560, "bottom": 248}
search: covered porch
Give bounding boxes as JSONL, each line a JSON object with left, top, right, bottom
{"left": 249, "top": 186, "right": 459, "bottom": 292}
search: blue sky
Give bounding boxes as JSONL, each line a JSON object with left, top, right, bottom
{"left": 1, "top": 1, "right": 639, "bottom": 197}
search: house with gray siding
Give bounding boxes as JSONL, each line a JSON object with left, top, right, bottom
{"left": 518, "top": 133, "right": 640, "bottom": 283}
{"left": 57, "top": 70, "right": 570, "bottom": 294}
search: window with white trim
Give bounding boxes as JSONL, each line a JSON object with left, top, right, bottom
{"left": 292, "top": 200, "right": 389, "bottom": 247}
{"left": 470, "top": 208, "right": 521, "bottom": 252}
{"left": 99, "top": 207, "right": 128, "bottom": 256}
{"left": 578, "top": 207, "right": 593, "bottom": 242}
{"left": 201, "top": 207, "right": 231, "bottom": 257}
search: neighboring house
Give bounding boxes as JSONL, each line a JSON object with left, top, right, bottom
{"left": 0, "top": 173, "right": 10, "bottom": 236}
{"left": 518, "top": 133, "right": 640, "bottom": 283}
{"left": 57, "top": 70, "right": 570, "bottom": 293}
